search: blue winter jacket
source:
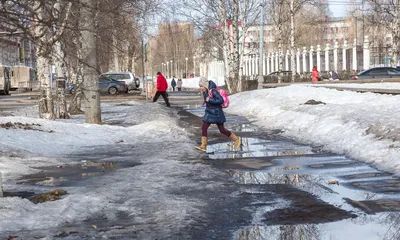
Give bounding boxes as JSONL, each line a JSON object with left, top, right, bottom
{"left": 202, "top": 80, "right": 226, "bottom": 124}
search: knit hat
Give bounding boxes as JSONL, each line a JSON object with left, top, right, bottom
{"left": 198, "top": 77, "right": 209, "bottom": 88}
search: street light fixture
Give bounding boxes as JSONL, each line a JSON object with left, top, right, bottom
{"left": 185, "top": 57, "right": 188, "bottom": 78}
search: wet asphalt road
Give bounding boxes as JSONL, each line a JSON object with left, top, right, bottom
{"left": 2, "top": 91, "right": 400, "bottom": 239}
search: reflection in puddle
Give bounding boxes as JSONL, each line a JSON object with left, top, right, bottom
{"left": 309, "top": 161, "right": 363, "bottom": 169}
{"left": 235, "top": 211, "right": 400, "bottom": 240}
{"left": 236, "top": 224, "right": 324, "bottom": 240}
{"left": 342, "top": 172, "right": 392, "bottom": 180}
{"left": 18, "top": 160, "right": 135, "bottom": 187}
{"left": 232, "top": 123, "right": 257, "bottom": 132}
{"left": 345, "top": 198, "right": 400, "bottom": 213}
{"left": 350, "top": 179, "right": 400, "bottom": 193}
{"left": 207, "top": 137, "right": 314, "bottom": 160}
{"left": 229, "top": 170, "right": 333, "bottom": 195}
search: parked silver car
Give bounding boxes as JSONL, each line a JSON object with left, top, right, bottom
{"left": 100, "top": 72, "right": 140, "bottom": 91}
{"left": 66, "top": 77, "right": 128, "bottom": 95}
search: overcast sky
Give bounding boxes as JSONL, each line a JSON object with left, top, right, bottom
{"left": 329, "top": 1, "right": 349, "bottom": 17}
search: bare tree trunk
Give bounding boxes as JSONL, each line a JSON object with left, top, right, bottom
{"left": 277, "top": 0, "right": 284, "bottom": 84}
{"left": 219, "top": 0, "right": 232, "bottom": 92}
{"left": 69, "top": 65, "right": 84, "bottom": 115}
{"left": 391, "top": 3, "right": 400, "bottom": 67}
{"left": 35, "top": 1, "right": 55, "bottom": 120}
{"left": 56, "top": 87, "right": 69, "bottom": 119}
{"left": 37, "top": 55, "right": 55, "bottom": 119}
{"left": 239, "top": 0, "right": 248, "bottom": 79}
{"left": 54, "top": 23, "right": 69, "bottom": 119}
{"left": 33, "top": 0, "right": 72, "bottom": 119}
{"left": 290, "top": 0, "right": 296, "bottom": 82}
{"left": 69, "top": 25, "right": 84, "bottom": 115}
{"left": 81, "top": 0, "right": 101, "bottom": 124}
{"left": 232, "top": 0, "right": 241, "bottom": 92}
{"left": 113, "top": 34, "right": 119, "bottom": 71}
{"left": 127, "top": 44, "right": 135, "bottom": 72}
{"left": 69, "top": 82, "right": 84, "bottom": 115}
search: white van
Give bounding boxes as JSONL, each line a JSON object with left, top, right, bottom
{"left": 100, "top": 72, "right": 140, "bottom": 91}
{"left": 10, "top": 66, "right": 37, "bottom": 91}
{"left": 0, "top": 66, "right": 11, "bottom": 95}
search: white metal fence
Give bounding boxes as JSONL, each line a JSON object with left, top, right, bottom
{"left": 243, "top": 37, "right": 400, "bottom": 76}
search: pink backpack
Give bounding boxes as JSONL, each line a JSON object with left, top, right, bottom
{"left": 208, "top": 88, "right": 230, "bottom": 108}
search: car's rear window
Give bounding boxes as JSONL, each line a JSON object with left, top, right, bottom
{"left": 388, "top": 69, "right": 400, "bottom": 74}
{"left": 103, "top": 74, "right": 130, "bottom": 80}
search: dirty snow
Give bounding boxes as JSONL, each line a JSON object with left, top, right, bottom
{"left": 0, "top": 100, "right": 216, "bottom": 235}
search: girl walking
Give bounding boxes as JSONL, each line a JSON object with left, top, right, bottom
{"left": 195, "top": 77, "right": 240, "bottom": 152}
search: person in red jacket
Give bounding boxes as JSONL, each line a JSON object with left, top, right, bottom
{"left": 312, "top": 66, "right": 320, "bottom": 83}
{"left": 153, "top": 72, "right": 171, "bottom": 107}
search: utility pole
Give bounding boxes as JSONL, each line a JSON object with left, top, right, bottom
{"left": 361, "top": 0, "right": 365, "bottom": 48}
{"left": 258, "top": 2, "right": 265, "bottom": 87}
{"left": 142, "top": 39, "right": 147, "bottom": 102}
{"left": 290, "top": 0, "right": 295, "bottom": 82}
{"left": 185, "top": 57, "right": 188, "bottom": 78}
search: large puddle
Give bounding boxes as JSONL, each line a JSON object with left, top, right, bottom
{"left": 183, "top": 106, "right": 400, "bottom": 240}
{"left": 17, "top": 161, "right": 125, "bottom": 187}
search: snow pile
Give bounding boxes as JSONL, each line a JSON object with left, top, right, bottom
{"left": 226, "top": 85, "right": 400, "bottom": 175}
{"left": 313, "top": 82, "right": 400, "bottom": 90}
{"left": 0, "top": 102, "right": 181, "bottom": 157}
{"left": 0, "top": 100, "right": 216, "bottom": 235}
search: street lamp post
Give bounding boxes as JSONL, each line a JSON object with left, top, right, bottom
{"left": 170, "top": 60, "right": 173, "bottom": 77}
{"left": 166, "top": 62, "right": 169, "bottom": 78}
{"left": 258, "top": 3, "right": 265, "bottom": 87}
{"left": 185, "top": 57, "right": 188, "bottom": 78}
{"left": 193, "top": 56, "right": 196, "bottom": 77}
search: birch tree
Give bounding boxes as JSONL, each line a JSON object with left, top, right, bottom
{"left": 366, "top": 0, "right": 400, "bottom": 67}
{"left": 172, "top": 0, "right": 259, "bottom": 93}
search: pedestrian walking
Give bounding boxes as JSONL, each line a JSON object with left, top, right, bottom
{"left": 171, "top": 78, "right": 177, "bottom": 91}
{"left": 153, "top": 72, "right": 171, "bottom": 107}
{"left": 195, "top": 77, "right": 240, "bottom": 152}
{"left": 329, "top": 71, "right": 340, "bottom": 81}
{"left": 312, "top": 65, "right": 320, "bottom": 83}
{"left": 177, "top": 78, "right": 183, "bottom": 91}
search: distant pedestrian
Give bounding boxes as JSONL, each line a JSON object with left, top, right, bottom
{"left": 329, "top": 71, "right": 340, "bottom": 81}
{"left": 312, "top": 65, "right": 320, "bottom": 82}
{"left": 153, "top": 72, "right": 171, "bottom": 107}
{"left": 171, "top": 78, "right": 177, "bottom": 91}
{"left": 195, "top": 77, "right": 240, "bottom": 152}
{"left": 177, "top": 78, "right": 183, "bottom": 91}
